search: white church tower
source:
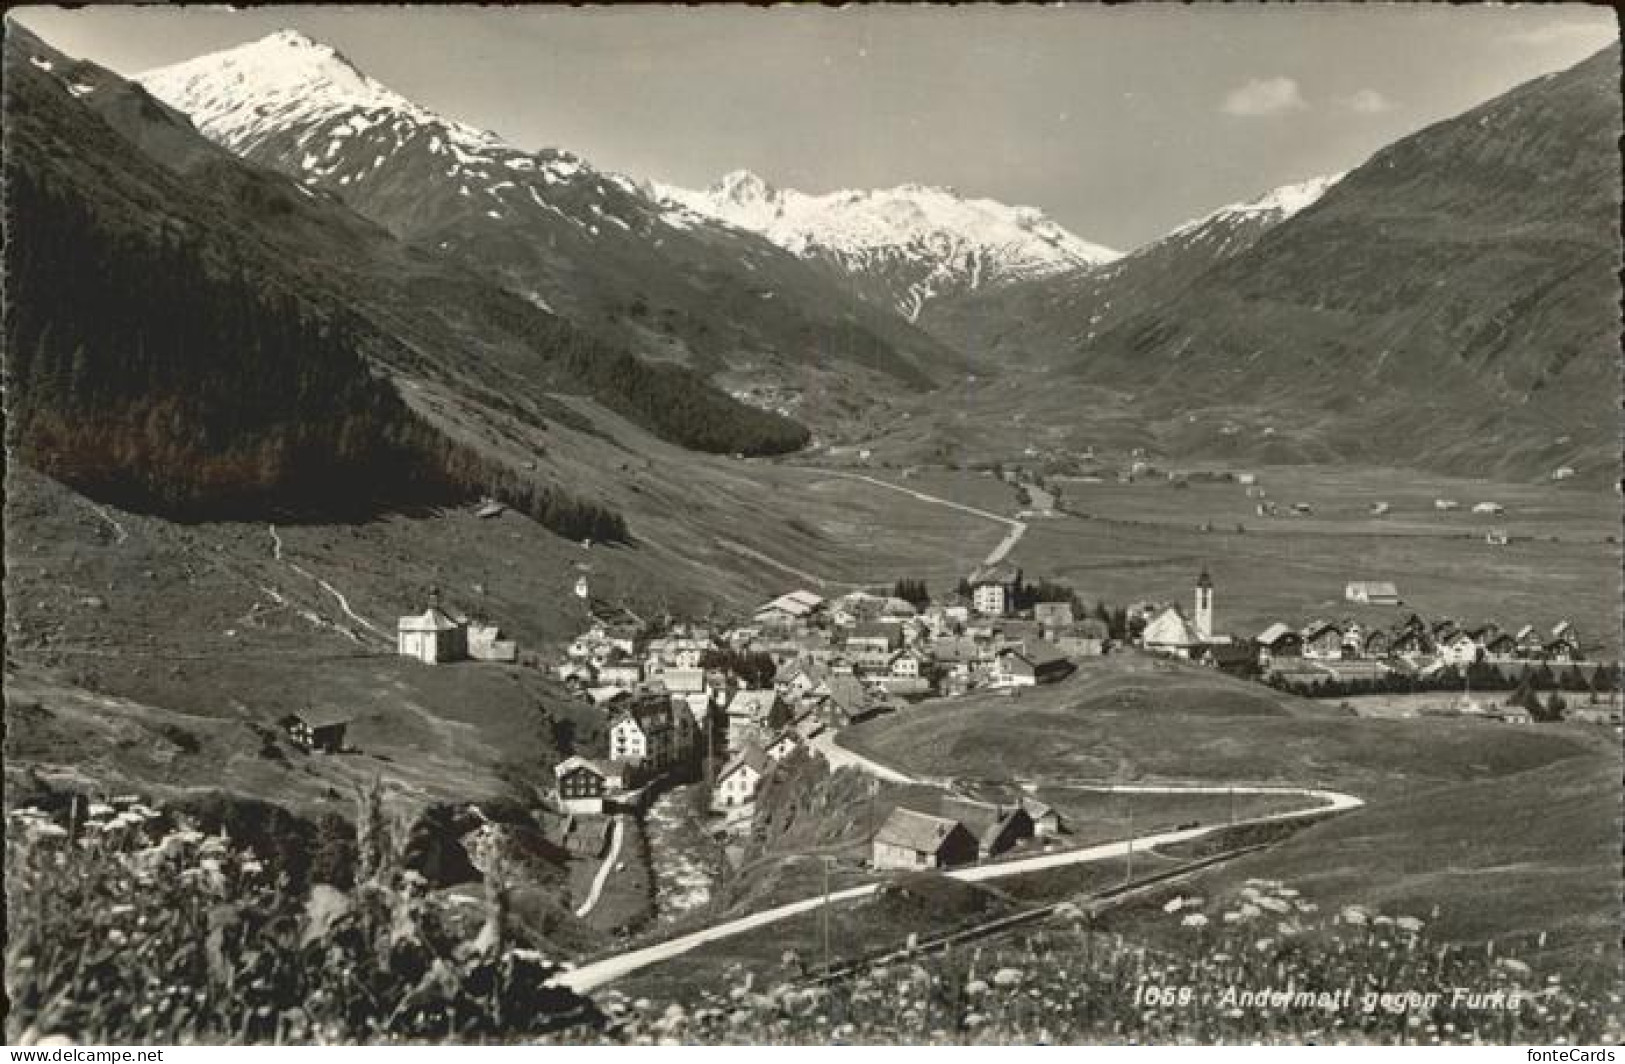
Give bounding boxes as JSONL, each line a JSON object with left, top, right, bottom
{"left": 1193, "top": 568, "right": 1214, "bottom": 642}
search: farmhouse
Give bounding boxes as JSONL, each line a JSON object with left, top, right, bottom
{"left": 1019, "top": 796, "right": 1062, "bottom": 838}
{"left": 872, "top": 808, "right": 979, "bottom": 871}
{"left": 943, "top": 796, "right": 1036, "bottom": 859}
{"left": 281, "top": 713, "right": 349, "bottom": 754}
{"left": 1345, "top": 581, "right": 1401, "bottom": 606}
{"left": 994, "top": 642, "right": 1074, "bottom": 687}
{"left": 712, "top": 745, "right": 771, "bottom": 811}
{"left": 1472, "top": 502, "right": 1505, "bottom": 516}
{"left": 552, "top": 756, "right": 625, "bottom": 815}
{"left": 397, "top": 592, "right": 467, "bottom": 664}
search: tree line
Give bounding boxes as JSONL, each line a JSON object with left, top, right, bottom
{"left": 478, "top": 290, "right": 811, "bottom": 457}
{"left": 4, "top": 168, "right": 627, "bottom": 543}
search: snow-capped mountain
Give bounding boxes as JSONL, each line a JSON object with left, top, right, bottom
{"left": 658, "top": 171, "right": 1119, "bottom": 320}
{"left": 139, "top": 31, "right": 959, "bottom": 410}
{"left": 1156, "top": 173, "right": 1344, "bottom": 258}
{"left": 917, "top": 172, "right": 1345, "bottom": 361}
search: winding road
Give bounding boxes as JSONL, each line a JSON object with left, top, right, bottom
{"left": 552, "top": 741, "right": 1363, "bottom": 993}
{"left": 814, "top": 470, "right": 1027, "bottom": 571}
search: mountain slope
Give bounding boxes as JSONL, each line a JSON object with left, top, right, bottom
{"left": 7, "top": 26, "right": 809, "bottom": 466}
{"left": 139, "top": 32, "right": 965, "bottom": 427}
{"left": 1085, "top": 43, "right": 1621, "bottom": 479}
{"left": 922, "top": 45, "right": 1622, "bottom": 481}
{"left": 920, "top": 173, "right": 1341, "bottom": 365}
{"left": 658, "top": 170, "right": 1118, "bottom": 320}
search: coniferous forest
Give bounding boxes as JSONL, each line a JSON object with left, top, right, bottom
{"left": 4, "top": 168, "right": 628, "bottom": 543}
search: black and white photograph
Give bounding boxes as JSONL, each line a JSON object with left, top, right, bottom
{"left": 3, "top": 2, "right": 1621, "bottom": 1048}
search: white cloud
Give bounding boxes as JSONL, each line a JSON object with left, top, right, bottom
{"left": 1221, "top": 77, "right": 1308, "bottom": 118}
{"left": 1344, "top": 88, "right": 1394, "bottom": 115}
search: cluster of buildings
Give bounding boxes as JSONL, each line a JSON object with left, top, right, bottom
{"left": 544, "top": 573, "right": 1103, "bottom": 821}
{"left": 1255, "top": 614, "right": 1585, "bottom": 672}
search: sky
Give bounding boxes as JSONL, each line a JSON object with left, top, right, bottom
{"left": 12, "top": 4, "right": 1619, "bottom": 250}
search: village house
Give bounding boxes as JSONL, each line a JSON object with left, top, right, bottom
{"left": 552, "top": 756, "right": 625, "bottom": 815}
{"left": 994, "top": 642, "right": 1074, "bottom": 687}
{"left": 1020, "top": 796, "right": 1062, "bottom": 838}
{"left": 789, "top": 707, "right": 826, "bottom": 742}
{"left": 1437, "top": 632, "right": 1482, "bottom": 667}
{"left": 1363, "top": 629, "right": 1392, "bottom": 659}
{"left": 281, "top": 713, "right": 349, "bottom": 754}
{"left": 725, "top": 689, "right": 782, "bottom": 753}
{"left": 397, "top": 592, "right": 467, "bottom": 664}
{"left": 607, "top": 694, "right": 696, "bottom": 775}
{"left": 1254, "top": 623, "right": 1304, "bottom": 666}
{"left": 823, "top": 676, "right": 871, "bottom": 726}
{"left": 886, "top": 648, "right": 926, "bottom": 679}
{"left": 765, "top": 728, "right": 804, "bottom": 762}
{"left": 712, "top": 745, "right": 771, "bottom": 811}
{"left": 657, "top": 667, "right": 707, "bottom": 695}
{"left": 1046, "top": 617, "right": 1111, "bottom": 656}
{"left": 1345, "top": 581, "right": 1401, "bottom": 606}
{"left": 1300, "top": 621, "right": 1345, "bottom": 660}
{"left": 872, "top": 808, "right": 980, "bottom": 871}
{"left": 971, "top": 567, "right": 1018, "bottom": 617}
{"left": 943, "top": 796, "right": 1036, "bottom": 860}
{"left": 845, "top": 622, "right": 902, "bottom": 656}
{"left": 594, "top": 655, "right": 643, "bottom": 690}
{"left": 1033, "top": 601, "right": 1075, "bottom": 631}
{"left": 466, "top": 623, "right": 518, "bottom": 663}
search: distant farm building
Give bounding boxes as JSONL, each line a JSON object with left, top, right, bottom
{"left": 994, "top": 642, "right": 1074, "bottom": 686}
{"left": 1551, "top": 466, "right": 1576, "bottom": 481}
{"left": 1486, "top": 529, "right": 1510, "bottom": 546}
{"left": 1472, "top": 502, "right": 1505, "bottom": 516}
{"left": 872, "top": 808, "right": 979, "bottom": 871}
{"left": 1369, "top": 502, "right": 1390, "bottom": 516}
{"left": 397, "top": 592, "right": 467, "bottom": 664}
{"left": 281, "top": 713, "right": 349, "bottom": 754}
{"left": 754, "top": 590, "right": 825, "bottom": 627}
{"left": 1434, "top": 499, "right": 1459, "bottom": 511}
{"left": 1345, "top": 581, "right": 1401, "bottom": 606}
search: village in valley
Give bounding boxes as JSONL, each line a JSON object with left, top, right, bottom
{"left": 340, "top": 460, "right": 1619, "bottom": 902}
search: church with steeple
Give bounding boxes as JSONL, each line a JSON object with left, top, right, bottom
{"left": 1140, "top": 568, "right": 1227, "bottom": 659}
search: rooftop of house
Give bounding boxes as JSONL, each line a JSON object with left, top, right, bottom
{"left": 718, "top": 743, "right": 772, "bottom": 780}
{"left": 875, "top": 807, "right": 967, "bottom": 853}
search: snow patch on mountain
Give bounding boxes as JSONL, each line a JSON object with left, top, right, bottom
{"left": 657, "top": 170, "right": 1119, "bottom": 316}
{"left": 1166, "top": 173, "right": 1344, "bottom": 241}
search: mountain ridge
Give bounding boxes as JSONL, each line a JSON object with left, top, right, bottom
{"left": 658, "top": 169, "right": 1119, "bottom": 320}
{"left": 138, "top": 30, "right": 966, "bottom": 432}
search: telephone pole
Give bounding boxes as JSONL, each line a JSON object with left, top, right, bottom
{"left": 1124, "top": 796, "right": 1134, "bottom": 886}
